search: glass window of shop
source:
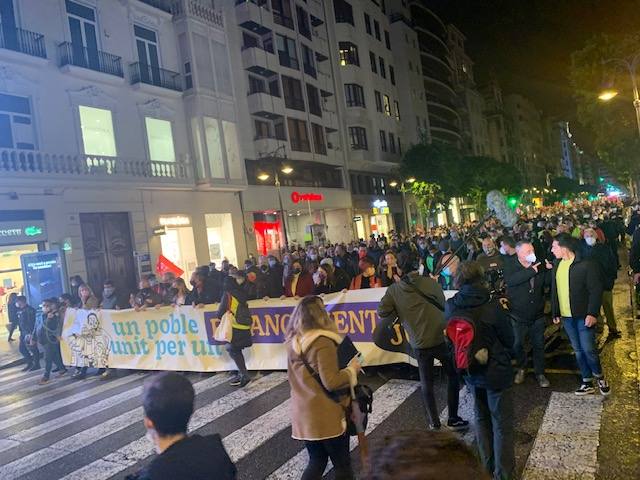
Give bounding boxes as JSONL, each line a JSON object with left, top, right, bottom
{"left": 0, "top": 243, "right": 38, "bottom": 324}
{"left": 159, "top": 216, "right": 197, "bottom": 278}
{"left": 205, "top": 214, "right": 237, "bottom": 267}
{"left": 253, "top": 212, "right": 283, "bottom": 256}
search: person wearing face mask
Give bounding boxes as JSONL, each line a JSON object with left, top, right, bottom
{"left": 100, "top": 279, "right": 120, "bottom": 310}
{"left": 432, "top": 241, "right": 460, "bottom": 290}
{"left": 504, "top": 241, "right": 551, "bottom": 388}
{"left": 126, "top": 372, "right": 236, "bottom": 480}
{"left": 350, "top": 257, "right": 382, "bottom": 290}
{"left": 581, "top": 228, "right": 619, "bottom": 338}
{"left": 217, "top": 271, "right": 253, "bottom": 387}
{"left": 263, "top": 255, "right": 284, "bottom": 298}
{"left": 36, "top": 298, "right": 67, "bottom": 385}
{"left": 285, "top": 260, "right": 315, "bottom": 298}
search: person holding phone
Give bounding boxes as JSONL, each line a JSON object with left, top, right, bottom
{"left": 286, "top": 295, "right": 361, "bottom": 480}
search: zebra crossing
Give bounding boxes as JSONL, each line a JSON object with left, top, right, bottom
{"left": 0, "top": 362, "right": 607, "bottom": 480}
{"left": 0, "top": 366, "right": 423, "bottom": 480}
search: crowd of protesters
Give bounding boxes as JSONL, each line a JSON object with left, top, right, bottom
{"left": 6, "top": 197, "right": 639, "bottom": 480}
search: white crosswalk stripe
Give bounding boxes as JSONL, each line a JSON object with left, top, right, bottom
{"left": 266, "top": 379, "right": 420, "bottom": 479}
{"left": 59, "top": 373, "right": 289, "bottom": 480}
{"left": 0, "top": 374, "right": 140, "bottom": 431}
{"left": 0, "top": 371, "right": 53, "bottom": 395}
{"left": 0, "top": 375, "right": 99, "bottom": 402}
{"left": 0, "top": 374, "right": 228, "bottom": 480}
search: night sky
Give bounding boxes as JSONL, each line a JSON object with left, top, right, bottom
{"left": 431, "top": 0, "right": 640, "bottom": 146}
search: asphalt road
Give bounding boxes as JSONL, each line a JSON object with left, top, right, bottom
{"left": 0, "top": 275, "right": 636, "bottom": 479}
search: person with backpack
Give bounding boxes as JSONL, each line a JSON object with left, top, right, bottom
{"left": 445, "top": 261, "right": 515, "bottom": 480}
{"left": 286, "top": 295, "right": 362, "bottom": 480}
{"left": 378, "top": 271, "right": 468, "bottom": 430}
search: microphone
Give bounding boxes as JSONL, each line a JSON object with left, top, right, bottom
{"left": 486, "top": 190, "right": 518, "bottom": 228}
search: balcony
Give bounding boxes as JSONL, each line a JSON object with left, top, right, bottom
{"left": 236, "top": 0, "right": 272, "bottom": 35}
{"left": 58, "top": 42, "right": 124, "bottom": 80}
{"left": 242, "top": 46, "right": 279, "bottom": 77}
{"left": 129, "top": 62, "right": 183, "bottom": 93}
{"left": 0, "top": 25, "right": 46, "bottom": 59}
{"left": 0, "top": 149, "right": 193, "bottom": 186}
{"left": 248, "top": 91, "right": 284, "bottom": 119}
{"left": 171, "top": 0, "right": 224, "bottom": 29}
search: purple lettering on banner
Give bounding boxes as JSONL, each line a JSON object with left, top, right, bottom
{"left": 205, "top": 301, "right": 381, "bottom": 345}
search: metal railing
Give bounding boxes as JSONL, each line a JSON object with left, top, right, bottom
{"left": 0, "top": 149, "right": 192, "bottom": 181}
{"left": 235, "top": 0, "right": 269, "bottom": 7}
{"left": 129, "top": 62, "right": 182, "bottom": 91}
{"left": 171, "top": 0, "right": 224, "bottom": 28}
{"left": 58, "top": 42, "right": 123, "bottom": 77}
{"left": 0, "top": 25, "right": 46, "bottom": 58}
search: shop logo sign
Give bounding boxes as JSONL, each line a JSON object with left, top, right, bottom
{"left": 24, "top": 226, "right": 43, "bottom": 237}
{"left": 291, "top": 191, "right": 324, "bottom": 204}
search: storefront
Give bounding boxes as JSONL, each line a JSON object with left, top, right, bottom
{"left": 156, "top": 215, "right": 198, "bottom": 278}
{"left": 242, "top": 186, "right": 353, "bottom": 255}
{"left": 0, "top": 210, "right": 47, "bottom": 323}
{"left": 351, "top": 195, "right": 403, "bottom": 239}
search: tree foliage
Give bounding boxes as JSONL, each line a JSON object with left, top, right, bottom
{"left": 399, "top": 143, "right": 523, "bottom": 215}
{"left": 569, "top": 33, "right": 640, "bottom": 186}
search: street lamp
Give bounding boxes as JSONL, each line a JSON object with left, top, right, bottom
{"left": 599, "top": 54, "right": 640, "bottom": 137}
{"left": 257, "top": 146, "right": 293, "bottom": 251}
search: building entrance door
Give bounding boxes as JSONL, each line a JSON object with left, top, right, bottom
{"left": 80, "top": 212, "right": 137, "bottom": 305}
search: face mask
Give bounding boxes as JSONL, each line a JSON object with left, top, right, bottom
{"left": 268, "top": 260, "right": 276, "bottom": 267}
{"left": 418, "top": 243, "right": 426, "bottom": 249}
{"left": 235, "top": 278, "right": 245, "bottom": 285}
{"left": 442, "top": 267, "right": 451, "bottom": 276}
{"left": 483, "top": 247, "right": 494, "bottom": 255}
{"left": 585, "top": 237, "right": 596, "bottom": 246}
{"left": 440, "top": 233, "right": 447, "bottom": 238}
{"left": 308, "top": 254, "right": 317, "bottom": 261}
{"left": 499, "top": 246, "right": 506, "bottom": 255}
{"left": 525, "top": 253, "right": 537, "bottom": 264}
{"left": 103, "top": 288, "right": 114, "bottom": 297}
{"left": 149, "top": 280, "right": 157, "bottom": 287}
{"left": 293, "top": 267, "right": 302, "bottom": 275}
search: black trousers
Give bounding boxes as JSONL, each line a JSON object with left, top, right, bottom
{"left": 19, "top": 334, "right": 40, "bottom": 366}
{"left": 415, "top": 343, "right": 460, "bottom": 427}
{"left": 302, "top": 434, "right": 354, "bottom": 480}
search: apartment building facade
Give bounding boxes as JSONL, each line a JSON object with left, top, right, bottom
{"left": 0, "top": 0, "right": 249, "bottom": 301}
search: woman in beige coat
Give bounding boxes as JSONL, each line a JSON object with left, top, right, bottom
{"left": 286, "top": 295, "right": 361, "bottom": 480}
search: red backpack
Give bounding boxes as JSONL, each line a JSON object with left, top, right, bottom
{"left": 446, "top": 306, "right": 493, "bottom": 373}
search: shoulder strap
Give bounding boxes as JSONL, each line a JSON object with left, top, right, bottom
{"left": 297, "top": 338, "right": 350, "bottom": 403}
{"left": 405, "top": 278, "right": 445, "bottom": 312}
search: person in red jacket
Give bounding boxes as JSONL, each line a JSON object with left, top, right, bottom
{"left": 350, "top": 257, "right": 382, "bottom": 290}
{"left": 284, "top": 259, "right": 315, "bottom": 297}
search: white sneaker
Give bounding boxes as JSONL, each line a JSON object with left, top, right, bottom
{"left": 536, "top": 374, "right": 550, "bottom": 388}
{"left": 514, "top": 368, "right": 526, "bottom": 384}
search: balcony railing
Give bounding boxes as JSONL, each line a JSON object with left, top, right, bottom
{"left": 0, "top": 149, "right": 192, "bottom": 181}
{"left": 235, "top": 0, "right": 269, "bottom": 7}
{"left": 0, "top": 24, "right": 46, "bottom": 58}
{"left": 129, "top": 62, "right": 182, "bottom": 92}
{"left": 171, "top": 0, "right": 224, "bottom": 28}
{"left": 58, "top": 42, "right": 123, "bottom": 77}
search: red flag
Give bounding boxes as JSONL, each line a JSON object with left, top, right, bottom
{"left": 156, "top": 254, "right": 184, "bottom": 277}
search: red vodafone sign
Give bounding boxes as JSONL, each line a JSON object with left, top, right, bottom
{"left": 291, "top": 191, "right": 324, "bottom": 203}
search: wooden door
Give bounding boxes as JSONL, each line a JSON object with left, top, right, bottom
{"left": 80, "top": 212, "right": 137, "bottom": 305}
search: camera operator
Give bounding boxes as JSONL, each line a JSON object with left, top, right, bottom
{"left": 477, "top": 238, "right": 505, "bottom": 294}
{"left": 503, "top": 240, "right": 551, "bottom": 388}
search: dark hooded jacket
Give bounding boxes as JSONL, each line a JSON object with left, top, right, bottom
{"left": 377, "top": 272, "right": 446, "bottom": 349}
{"left": 217, "top": 278, "right": 253, "bottom": 349}
{"left": 127, "top": 434, "right": 236, "bottom": 480}
{"left": 445, "top": 284, "right": 514, "bottom": 390}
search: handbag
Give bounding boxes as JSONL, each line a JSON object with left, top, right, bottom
{"left": 214, "top": 310, "right": 234, "bottom": 343}
{"left": 299, "top": 339, "right": 373, "bottom": 436}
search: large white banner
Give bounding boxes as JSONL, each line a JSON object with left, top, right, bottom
{"left": 61, "top": 289, "right": 454, "bottom": 372}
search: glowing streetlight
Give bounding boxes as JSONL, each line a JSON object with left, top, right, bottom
{"left": 280, "top": 165, "right": 293, "bottom": 175}
{"left": 257, "top": 172, "right": 270, "bottom": 181}
{"left": 389, "top": 180, "right": 398, "bottom": 187}
{"left": 407, "top": 177, "right": 416, "bottom": 183}
{"left": 598, "top": 89, "right": 619, "bottom": 101}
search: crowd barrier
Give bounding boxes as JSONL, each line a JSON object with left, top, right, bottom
{"left": 61, "top": 288, "right": 456, "bottom": 372}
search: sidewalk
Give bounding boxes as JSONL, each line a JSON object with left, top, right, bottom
{"left": 0, "top": 324, "right": 22, "bottom": 370}
{"left": 595, "top": 267, "right": 640, "bottom": 479}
